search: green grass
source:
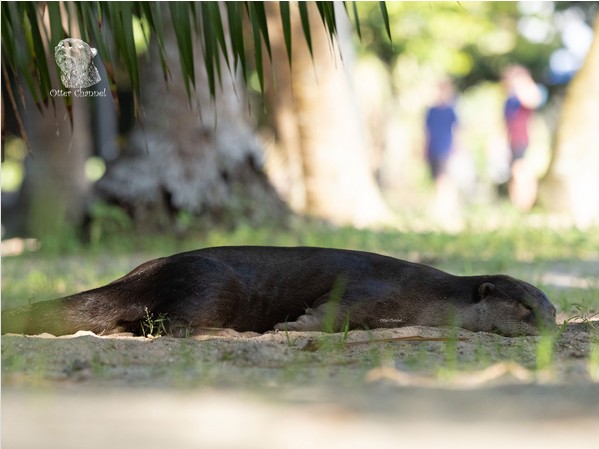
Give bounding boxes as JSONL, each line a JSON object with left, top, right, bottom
{"left": 139, "top": 308, "right": 170, "bottom": 338}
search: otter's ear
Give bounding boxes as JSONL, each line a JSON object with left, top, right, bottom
{"left": 91, "top": 48, "right": 98, "bottom": 57}
{"left": 478, "top": 282, "right": 495, "bottom": 299}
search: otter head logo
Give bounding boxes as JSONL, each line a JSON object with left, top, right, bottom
{"left": 54, "top": 38, "right": 101, "bottom": 89}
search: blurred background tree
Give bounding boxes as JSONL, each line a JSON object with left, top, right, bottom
{"left": 2, "top": 2, "right": 392, "bottom": 246}
{"left": 2, "top": 1, "right": 598, "bottom": 249}
{"left": 540, "top": 13, "right": 599, "bottom": 228}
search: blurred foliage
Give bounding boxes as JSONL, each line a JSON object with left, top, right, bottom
{"left": 1, "top": 137, "right": 27, "bottom": 192}
{"left": 354, "top": 1, "right": 595, "bottom": 90}
{"left": 87, "top": 201, "right": 134, "bottom": 248}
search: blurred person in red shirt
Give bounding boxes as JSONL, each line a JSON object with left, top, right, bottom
{"left": 502, "top": 65, "right": 542, "bottom": 212}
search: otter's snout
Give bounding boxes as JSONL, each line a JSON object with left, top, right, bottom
{"left": 531, "top": 292, "right": 557, "bottom": 334}
{"left": 477, "top": 277, "right": 558, "bottom": 336}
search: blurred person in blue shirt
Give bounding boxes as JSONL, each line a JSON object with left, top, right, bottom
{"left": 425, "top": 79, "right": 458, "bottom": 183}
{"left": 424, "top": 79, "right": 462, "bottom": 225}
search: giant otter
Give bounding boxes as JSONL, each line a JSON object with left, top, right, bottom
{"left": 1, "top": 246, "right": 557, "bottom": 337}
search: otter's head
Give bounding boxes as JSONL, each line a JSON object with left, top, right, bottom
{"left": 473, "top": 275, "right": 556, "bottom": 336}
{"left": 54, "top": 38, "right": 101, "bottom": 89}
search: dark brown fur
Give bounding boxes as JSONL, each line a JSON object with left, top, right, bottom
{"left": 1, "top": 246, "right": 557, "bottom": 337}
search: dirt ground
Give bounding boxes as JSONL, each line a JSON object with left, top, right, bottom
{"left": 2, "top": 322, "right": 599, "bottom": 449}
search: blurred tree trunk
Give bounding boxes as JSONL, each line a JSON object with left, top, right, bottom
{"left": 540, "top": 16, "right": 599, "bottom": 227}
{"left": 95, "top": 15, "right": 287, "bottom": 230}
{"left": 4, "top": 5, "right": 91, "bottom": 244}
{"left": 6, "top": 68, "right": 91, "bottom": 246}
{"left": 264, "top": 3, "right": 390, "bottom": 227}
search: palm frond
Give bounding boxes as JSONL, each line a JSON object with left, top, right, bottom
{"left": 225, "top": 2, "right": 248, "bottom": 83}
{"left": 279, "top": 2, "right": 292, "bottom": 66}
{"left": 1, "top": 1, "right": 391, "bottom": 120}
{"left": 139, "top": 2, "right": 169, "bottom": 82}
{"left": 169, "top": 2, "right": 196, "bottom": 99}
{"left": 297, "top": 2, "right": 314, "bottom": 59}
{"left": 379, "top": 2, "right": 392, "bottom": 42}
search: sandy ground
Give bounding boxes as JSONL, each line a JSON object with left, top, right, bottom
{"left": 2, "top": 322, "right": 599, "bottom": 449}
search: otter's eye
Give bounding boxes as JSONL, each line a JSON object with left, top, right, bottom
{"left": 517, "top": 302, "right": 533, "bottom": 316}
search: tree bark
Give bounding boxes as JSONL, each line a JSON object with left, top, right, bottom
{"left": 95, "top": 11, "right": 287, "bottom": 230}
{"left": 264, "top": 3, "right": 391, "bottom": 227}
{"left": 6, "top": 72, "right": 91, "bottom": 245}
{"left": 540, "top": 16, "right": 599, "bottom": 227}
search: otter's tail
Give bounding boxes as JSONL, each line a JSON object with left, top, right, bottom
{"left": 1, "top": 290, "right": 147, "bottom": 336}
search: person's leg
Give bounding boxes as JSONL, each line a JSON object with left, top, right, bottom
{"left": 509, "top": 148, "right": 537, "bottom": 212}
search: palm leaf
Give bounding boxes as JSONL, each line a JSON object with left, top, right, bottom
{"left": 139, "top": 2, "right": 170, "bottom": 82}
{"left": 2, "top": 62, "right": 30, "bottom": 151}
{"left": 316, "top": 1, "right": 338, "bottom": 38}
{"left": 74, "top": 4, "right": 111, "bottom": 76}
{"left": 1, "top": 3, "right": 18, "bottom": 76}
{"left": 248, "top": 2, "right": 272, "bottom": 59}
{"left": 347, "top": 1, "right": 362, "bottom": 41}
{"left": 206, "top": 2, "right": 231, "bottom": 72}
{"left": 46, "top": 2, "right": 65, "bottom": 77}
{"left": 1, "top": 1, "right": 392, "bottom": 123}
{"left": 225, "top": 2, "right": 247, "bottom": 82}
{"left": 249, "top": 4, "right": 265, "bottom": 93}
{"left": 297, "top": 2, "right": 314, "bottom": 59}
{"left": 27, "top": 2, "right": 67, "bottom": 118}
{"left": 200, "top": 2, "right": 220, "bottom": 97}
{"left": 379, "top": 1, "right": 392, "bottom": 42}
{"left": 168, "top": 2, "right": 195, "bottom": 99}
{"left": 107, "top": 2, "right": 141, "bottom": 96}
{"left": 279, "top": 2, "right": 292, "bottom": 66}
